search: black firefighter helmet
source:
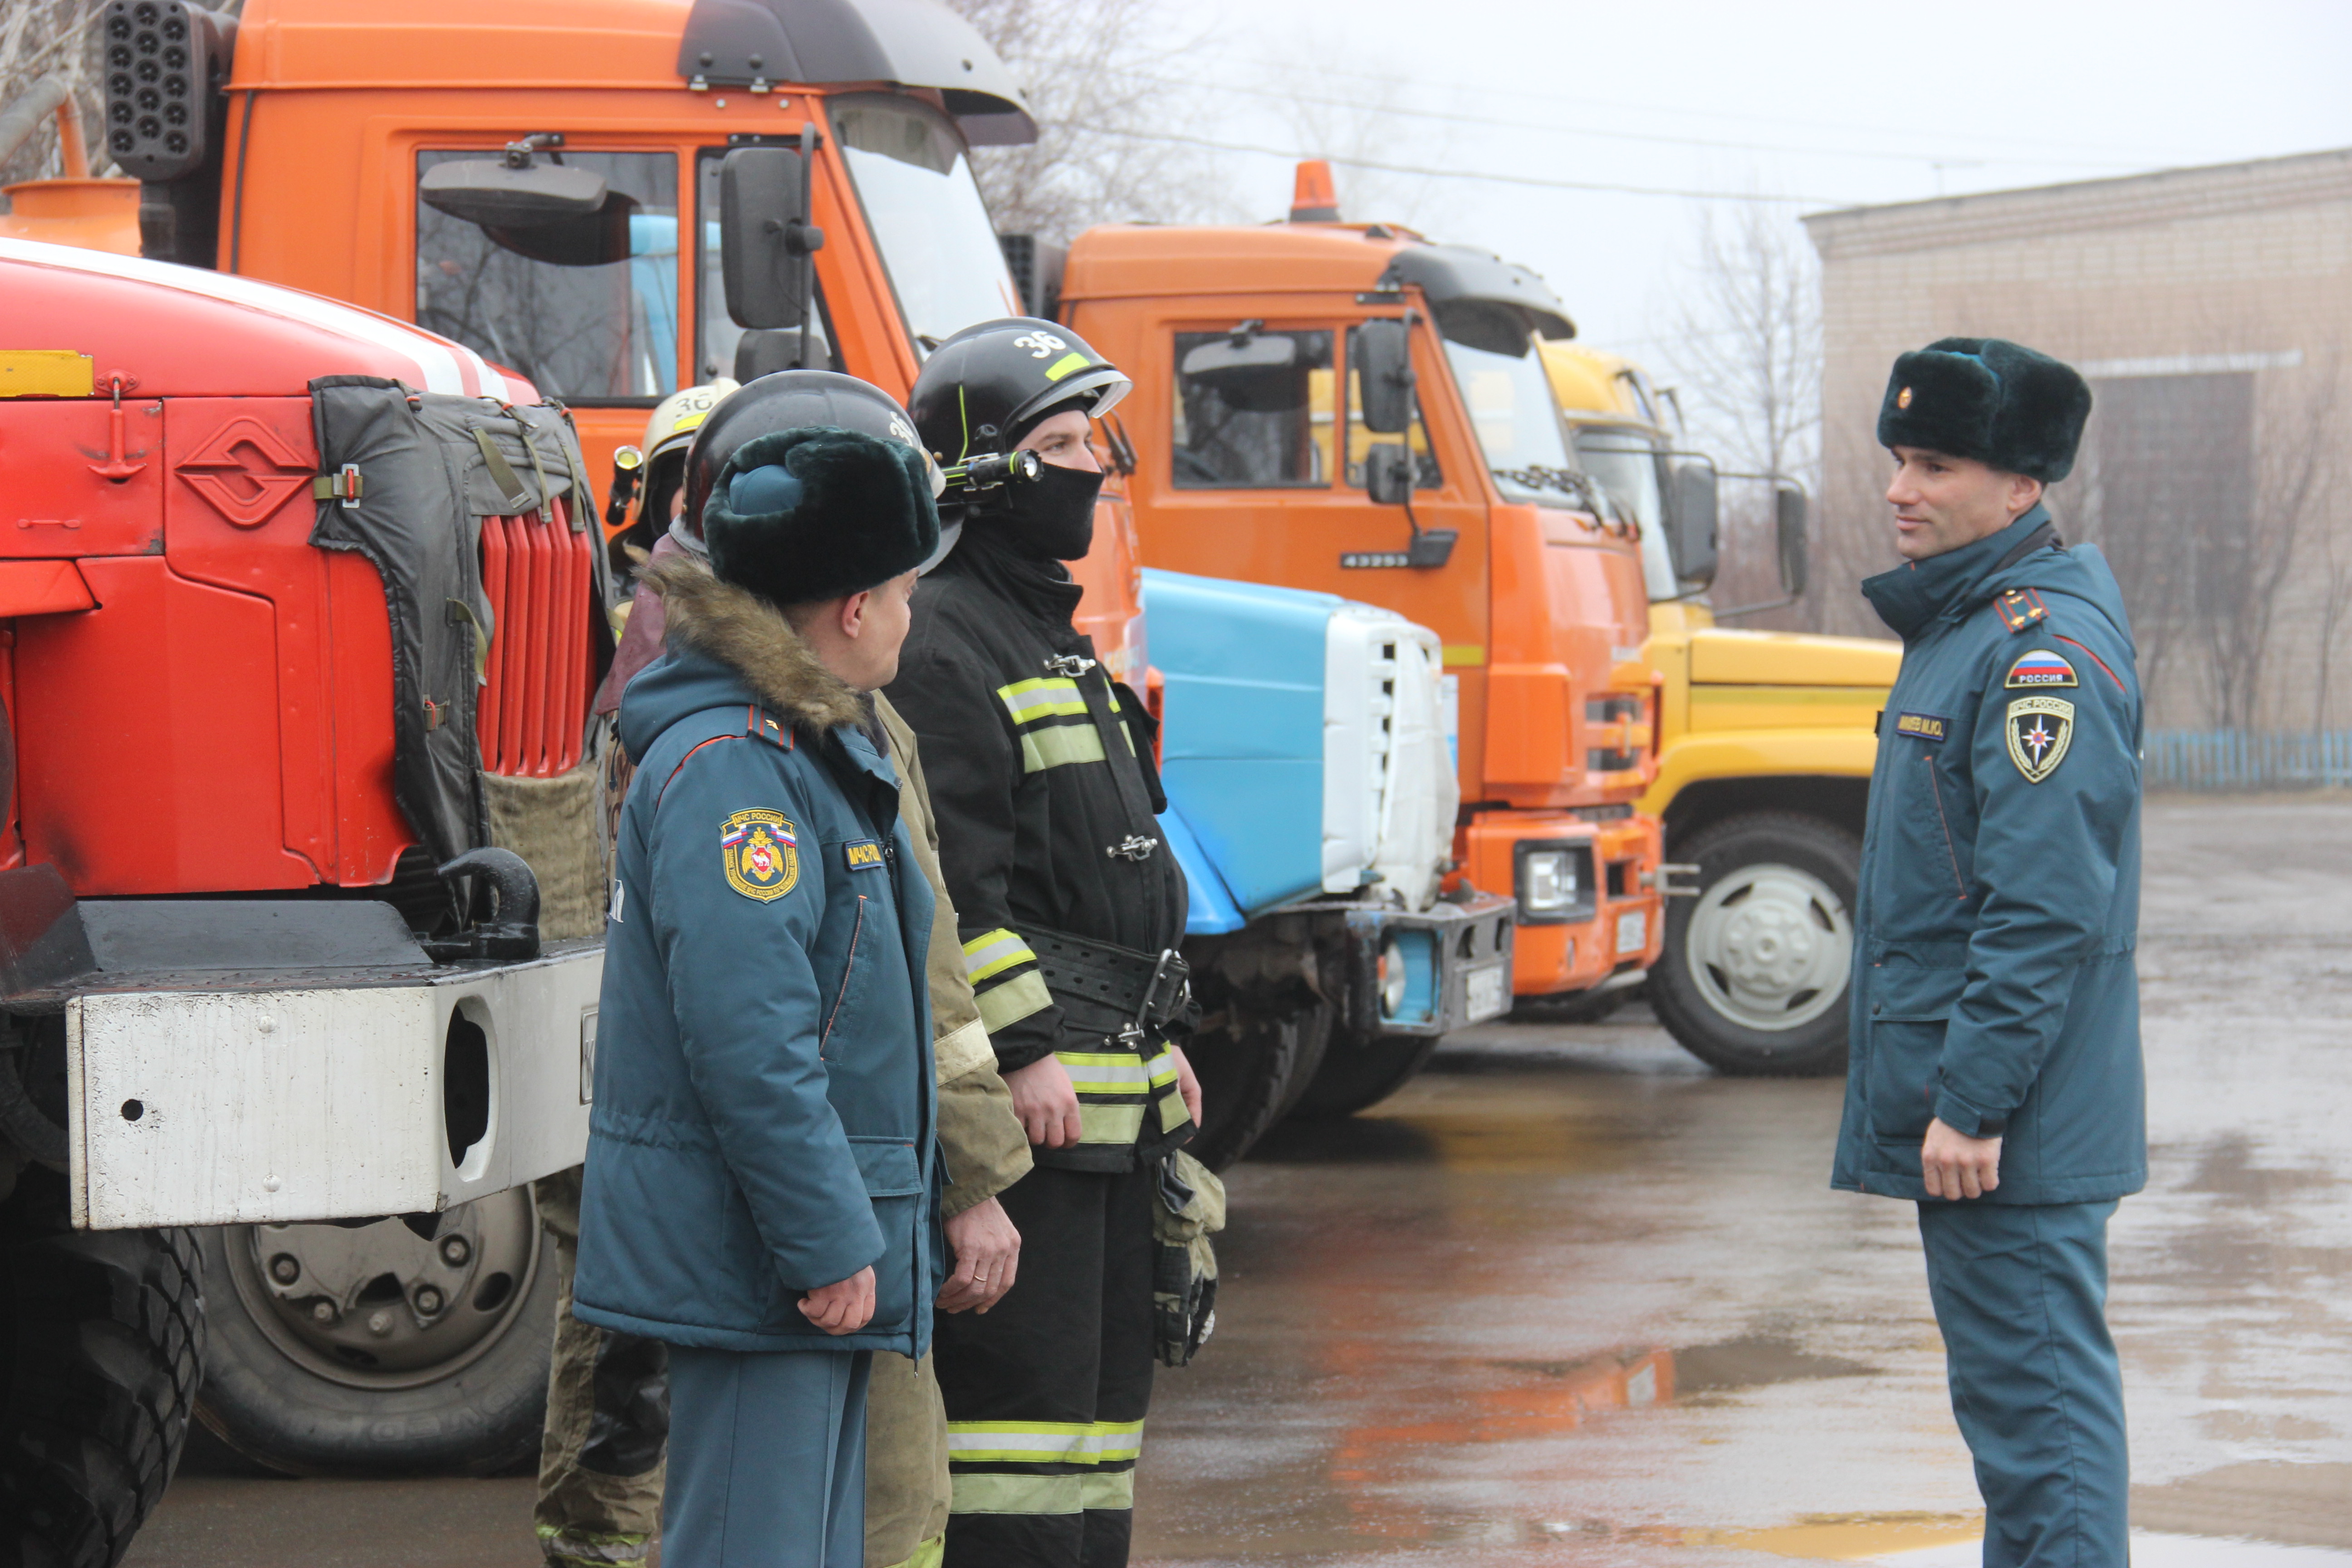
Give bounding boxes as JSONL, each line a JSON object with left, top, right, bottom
{"left": 679, "top": 370, "right": 941, "bottom": 543}
{"left": 908, "top": 318, "right": 1132, "bottom": 497}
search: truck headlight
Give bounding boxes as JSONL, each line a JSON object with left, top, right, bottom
{"left": 1513, "top": 840, "right": 1596, "bottom": 925}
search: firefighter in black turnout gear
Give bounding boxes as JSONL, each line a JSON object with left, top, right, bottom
{"left": 885, "top": 319, "right": 1200, "bottom": 1568}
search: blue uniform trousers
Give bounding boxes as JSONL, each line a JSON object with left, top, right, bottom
{"left": 1916, "top": 1200, "right": 2127, "bottom": 1567}
{"left": 664, "top": 1346, "right": 873, "bottom": 1568}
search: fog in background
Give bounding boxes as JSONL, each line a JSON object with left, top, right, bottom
{"left": 965, "top": 0, "right": 2352, "bottom": 479}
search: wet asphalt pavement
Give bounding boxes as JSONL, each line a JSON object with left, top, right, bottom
{"left": 132, "top": 801, "right": 2352, "bottom": 1566}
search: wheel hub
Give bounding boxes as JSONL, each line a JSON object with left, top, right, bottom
{"left": 1684, "top": 862, "right": 1854, "bottom": 1032}
{"left": 224, "top": 1186, "right": 540, "bottom": 1390}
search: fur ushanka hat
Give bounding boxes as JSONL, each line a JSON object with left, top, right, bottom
{"left": 702, "top": 426, "right": 940, "bottom": 607}
{"left": 1877, "top": 337, "right": 2092, "bottom": 483}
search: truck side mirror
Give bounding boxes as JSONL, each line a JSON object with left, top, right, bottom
{"left": 720, "top": 144, "right": 823, "bottom": 331}
{"left": 421, "top": 159, "right": 608, "bottom": 229}
{"left": 1354, "top": 318, "right": 1415, "bottom": 434}
{"left": 1775, "top": 483, "right": 1810, "bottom": 598}
{"left": 1668, "top": 457, "right": 1720, "bottom": 584}
{"left": 1366, "top": 442, "right": 1414, "bottom": 506}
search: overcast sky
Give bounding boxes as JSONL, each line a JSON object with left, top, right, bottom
{"left": 1147, "top": 0, "right": 2352, "bottom": 402}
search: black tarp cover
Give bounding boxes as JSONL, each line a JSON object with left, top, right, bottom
{"left": 308, "top": 377, "right": 612, "bottom": 877}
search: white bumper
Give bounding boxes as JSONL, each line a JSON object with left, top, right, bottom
{"left": 67, "top": 946, "right": 601, "bottom": 1230}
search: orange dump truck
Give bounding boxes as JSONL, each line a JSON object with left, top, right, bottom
{"left": 1054, "top": 172, "right": 1668, "bottom": 1037}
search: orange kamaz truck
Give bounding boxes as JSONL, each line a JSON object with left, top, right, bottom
{"left": 1053, "top": 172, "right": 1668, "bottom": 1064}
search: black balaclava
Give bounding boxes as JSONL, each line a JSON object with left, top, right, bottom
{"left": 978, "top": 460, "right": 1104, "bottom": 562}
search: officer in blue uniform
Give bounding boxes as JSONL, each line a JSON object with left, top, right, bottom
{"left": 574, "top": 415, "right": 947, "bottom": 1568}
{"left": 1833, "top": 338, "right": 2145, "bottom": 1565}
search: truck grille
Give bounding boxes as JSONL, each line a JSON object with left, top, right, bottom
{"left": 477, "top": 497, "right": 594, "bottom": 776}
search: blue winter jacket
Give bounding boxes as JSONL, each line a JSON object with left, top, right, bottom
{"left": 1832, "top": 505, "right": 2148, "bottom": 1205}
{"left": 574, "top": 561, "right": 941, "bottom": 1354}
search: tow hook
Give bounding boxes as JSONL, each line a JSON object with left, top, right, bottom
{"left": 426, "top": 848, "right": 543, "bottom": 961}
{"left": 1645, "top": 863, "right": 1702, "bottom": 897}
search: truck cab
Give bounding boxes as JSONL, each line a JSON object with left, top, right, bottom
{"left": 1060, "top": 208, "right": 1667, "bottom": 1009}
{"left": 1542, "top": 343, "right": 1896, "bottom": 1074}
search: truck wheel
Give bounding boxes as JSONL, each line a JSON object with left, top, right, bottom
{"left": 1650, "top": 812, "right": 1858, "bottom": 1077}
{"left": 1288, "top": 1025, "right": 1444, "bottom": 1119}
{"left": 1183, "top": 1003, "right": 1332, "bottom": 1171}
{"left": 192, "top": 1185, "right": 554, "bottom": 1476}
{"left": 2, "top": 1166, "right": 205, "bottom": 1568}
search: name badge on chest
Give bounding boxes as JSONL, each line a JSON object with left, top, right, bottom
{"left": 842, "top": 838, "right": 887, "bottom": 872}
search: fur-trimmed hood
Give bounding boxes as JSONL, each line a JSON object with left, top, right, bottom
{"left": 617, "top": 554, "right": 867, "bottom": 763}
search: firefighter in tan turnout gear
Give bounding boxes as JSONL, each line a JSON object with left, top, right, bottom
{"left": 883, "top": 319, "right": 1202, "bottom": 1568}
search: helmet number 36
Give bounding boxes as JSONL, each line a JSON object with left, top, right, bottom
{"left": 1014, "top": 332, "right": 1067, "bottom": 359}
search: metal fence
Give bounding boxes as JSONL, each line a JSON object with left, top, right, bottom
{"left": 2145, "top": 730, "right": 2352, "bottom": 792}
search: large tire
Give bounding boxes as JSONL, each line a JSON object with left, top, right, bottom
{"left": 1650, "top": 811, "right": 1858, "bottom": 1077}
{"left": 1183, "top": 1003, "right": 1331, "bottom": 1171}
{"left": 1289, "top": 1024, "right": 1444, "bottom": 1119}
{"left": 1, "top": 1166, "right": 205, "bottom": 1568}
{"left": 192, "top": 1185, "right": 556, "bottom": 1476}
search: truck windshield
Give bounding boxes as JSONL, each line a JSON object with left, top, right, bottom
{"left": 416, "top": 150, "right": 680, "bottom": 404}
{"left": 830, "top": 95, "right": 1022, "bottom": 351}
{"left": 1440, "top": 327, "right": 1585, "bottom": 508}
{"left": 1575, "top": 429, "right": 1682, "bottom": 598}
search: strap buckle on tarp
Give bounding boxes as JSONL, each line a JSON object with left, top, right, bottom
{"left": 312, "top": 463, "right": 363, "bottom": 507}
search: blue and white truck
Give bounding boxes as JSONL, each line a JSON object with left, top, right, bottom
{"left": 1146, "top": 569, "right": 1516, "bottom": 1167}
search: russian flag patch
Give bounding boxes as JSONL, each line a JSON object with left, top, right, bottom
{"left": 2006, "top": 649, "right": 2078, "bottom": 690}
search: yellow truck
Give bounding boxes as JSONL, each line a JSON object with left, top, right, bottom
{"left": 1541, "top": 344, "right": 1896, "bottom": 1075}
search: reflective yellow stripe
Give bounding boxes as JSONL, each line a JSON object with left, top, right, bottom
{"left": 1077, "top": 1102, "right": 1146, "bottom": 1143}
{"left": 1018, "top": 723, "right": 1106, "bottom": 773}
{"left": 1091, "top": 1419, "right": 1145, "bottom": 1462}
{"left": 1157, "top": 1091, "right": 1191, "bottom": 1134}
{"left": 961, "top": 928, "right": 1035, "bottom": 984}
{"left": 947, "top": 1421, "right": 1091, "bottom": 1462}
{"left": 951, "top": 1473, "right": 1084, "bottom": 1515}
{"left": 1082, "top": 1471, "right": 1136, "bottom": 1510}
{"left": 996, "top": 677, "right": 1087, "bottom": 725}
{"left": 975, "top": 971, "right": 1053, "bottom": 1034}
{"left": 1056, "top": 1050, "right": 1152, "bottom": 1094}
{"left": 1055, "top": 1050, "right": 1177, "bottom": 1096}
{"left": 945, "top": 1420, "right": 1144, "bottom": 1466}
{"left": 876, "top": 1536, "right": 945, "bottom": 1568}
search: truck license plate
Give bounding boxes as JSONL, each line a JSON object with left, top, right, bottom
{"left": 1615, "top": 909, "right": 1647, "bottom": 956}
{"left": 1464, "top": 963, "right": 1509, "bottom": 1021}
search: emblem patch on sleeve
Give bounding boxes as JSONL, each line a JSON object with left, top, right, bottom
{"left": 2006, "top": 649, "right": 2078, "bottom": 689}
{"left": 2004, "top": 696, "right": 2075, "bottom": 783}
{"left": 720, "top": 810, "right": 799, "bottom": 901}
{"left": 1895, "top": 711, "right": 1948, "bottom": 742}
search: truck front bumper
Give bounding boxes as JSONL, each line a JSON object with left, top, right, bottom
{"left": 61, "top": 945, "right": 601, "bottom": 1230}
{"left": 1322, "top": 889, "right": 1519, "bottom": 1038}
{"left": 1461, "top": 810, "right": 1666, "bottom": 998}
{"left": 0, "top": 880, "right": 601, "bottom": 1230}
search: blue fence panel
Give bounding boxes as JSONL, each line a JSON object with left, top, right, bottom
{"left": 2145, "top": 730, "right": 2352, "bottom": 791}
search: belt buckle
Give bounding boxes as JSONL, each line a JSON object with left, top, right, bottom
{"left": 1135, "top": 947, "right": 1189, "bottom": 1029}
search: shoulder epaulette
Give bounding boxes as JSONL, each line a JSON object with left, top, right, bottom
{"left": 1994, "top": 588, "right": 2048, "bottom": 634}
{"left": 745, "top": 705, "right": 795, "bottom": 750}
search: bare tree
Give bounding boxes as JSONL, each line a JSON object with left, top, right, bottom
{"left": 1659, "top": 201, "right": 1825, "bottom": 626}
{"left": 942, "top": 0, "right": 1234, "bottom": 243}
{"left": 1666, "top": 201, "right": 1822, "bottom": 483}
{"left": 0, "top": 0, "right": 108, "bottom": 188}
{"left": 2068, "top": 354, "right": 2341, "bottom": 731}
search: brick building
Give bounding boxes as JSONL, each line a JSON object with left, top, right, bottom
{"left": 1802, "top": 148, "right": 2352, "bottom": 731}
